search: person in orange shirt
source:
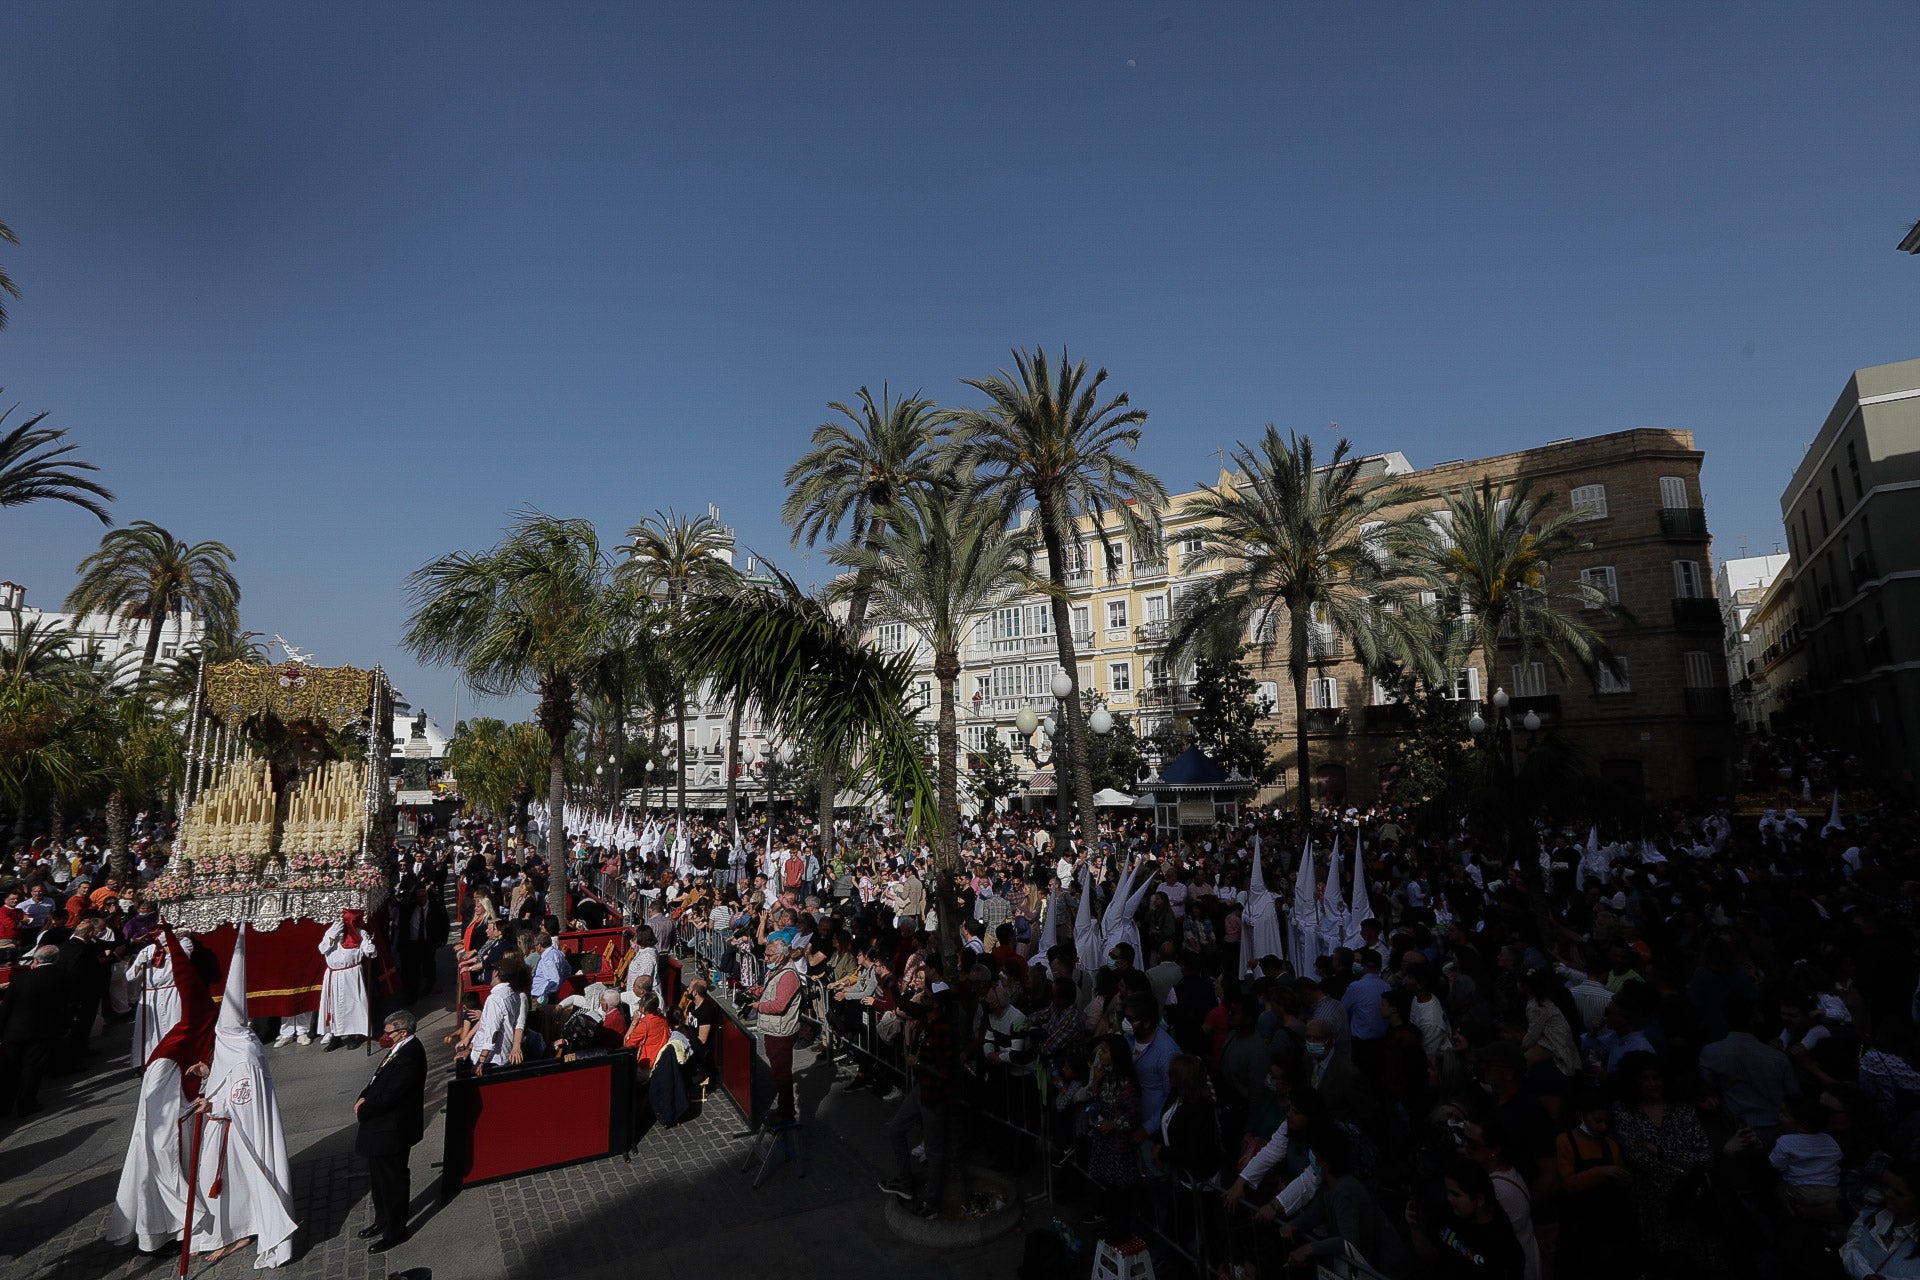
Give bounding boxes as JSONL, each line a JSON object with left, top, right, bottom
{"left": 89, "top": 878, "right": 124, "bottom": 912}
{"left": 65, "top": 880, "right": 94, "bottom": 929}
{"left": 622, "top": 994, "right": 671, "bottom": 1072}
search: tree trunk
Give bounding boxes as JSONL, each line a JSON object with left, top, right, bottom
{"left": 1036, "top": 496, "right": 1098, "bottom": 854}
{"left": 933, "top": 652, "right": 962, "bottom": 964}
{"left": 675, "top": 688, "right": 687, "bottom": 821}
{"left": 141, "top": 608, "right": 166, "bottom": 674}
{"left": 536, "top": 673, "right": 576, "bottom": 927}
{"left": 106, "top": 788, "right": 132, "bottom": 883}
{"left": 1292, "top": 659, "right": 1312, "bottom": 825}
{"left": 723, "top": 697, "right": 742, "bottom": 838}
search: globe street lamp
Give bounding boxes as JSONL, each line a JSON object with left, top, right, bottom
{"left": 1471, "top": 686, "right": 1545, "bottom": 852}
{"left": 1018, "top": 669, "right": 1112, "bottom": 854}
{"left": 644, "top": 758, "right": 655, "bottom": 815}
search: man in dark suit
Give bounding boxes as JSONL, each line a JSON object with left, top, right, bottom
{"left": 0, "top": 945, "right": 73, "bottom": 1115}
{"left": 355, "top": 1009, "right": 427, "bottom": 1254}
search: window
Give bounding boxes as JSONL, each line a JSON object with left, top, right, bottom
{"left": 1849, "top": 441, "right": 1865, "bottom": 500}
{"left": 1144, "top": 594, "right": 1168, "bottom": 624}
{"left": 1426, "top": 510, "right": 1454, "bottom": 547}
{"left": 1255, "top": 681, "right": 1280, "bottom": 713}
{"left": 1064, "top": 542, "right": 1088, "bottom": 574}
{"left": 1673, "top": 561, "right": 1706, "bottom": 599}
{"left": 1443, "top": 667, "right": 1482, "bottom": 702}
{"left": 1510, "top": 662, "right": 1547, "bottom": 698}
{"left": 1108, "top": 662, "right": 1132, "bottom": 693}
{"left": 1309, "top": 675, "right": 1341, "bottom": 709}
{"left": 1596, "top": 657, "right": 1632, "bottom": 695}
{"left": 1359, "top": 521, "right": 1386, "bottom": 558}
{"left": 1178, "top": 532, "right": 1207, "bottom": 562}
{"left": 1570, "top": 484, "right": 1609, "bottom": 520}
{"left": 1659, "top": 476, "right": 1689, "bottom": 509}
{"left": 1494, "top": 498, "right": 1513, "bottom": 528}
{"left": 991, "top": 606, "right": 1024, "bottom": 640}
{"left": 1071, "top": 605, "right": 1091, "bottom": 638}
{"left": 1145, "top": 657, "right": 1169, "bottom": 689}
{"left": 964, "top": 725, "right": 993, "bottom": 752}
{"left": 1683, "top": 651, "right": 1717, "bottom": 689}
{"left": 914, "top": 681, "right": 932, "bottom": 710}
{"left": 1581, "top": 566, "right": 1619, "bottom": 607}
{"left": 1104, "top": 543, "right": 1125, "bottom": 575}
{"left": 1027, "top": 603, "right": 1053, "bottom": 637}
{"left": 1248, "top": 605, "right": 1270, "bottom": 643}
{"left": 1831, "top": 465, "right": 1847, "bottom": 514}
{"left": 876, "top": 622, "right": 908, "bottom": 654}
{"left": 1817, "top": 487, "right": 1830, "bottom": 538}
{"left": 1371, "top": 678, "right": 1398, "bottom": 706}
{"left": 1106, "top": 599, "right": 1128, "bottom": 630}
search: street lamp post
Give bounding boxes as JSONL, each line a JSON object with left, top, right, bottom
{"left": 644, "top": 758, "right": 656, "bottom": 816}
{"left": 1016, "top": 669, "right": 1113, "bottom": 855}
{"left": 1468, "top": 686, "right": 1542, "bottom": 855}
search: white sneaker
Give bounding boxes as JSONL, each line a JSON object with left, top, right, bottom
{"left": 297, "top": 1033, "right": 313, "bottom": 1046}
{"left": 274, "top": 1032, "right": 297, "bottom": 1046}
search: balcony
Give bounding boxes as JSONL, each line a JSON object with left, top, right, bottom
{"left": 1138, "top": 683, "right": 1195, "bottom": 710}
{"left": 1071, "top": 629, "right": 1094, "bottom": 650}
{"left": 1671, "top": 597, "right": 1723, "bottom": 631}
{"left": 1134, "top": 620, "right": 1169, "bottom": 646}
{"left": 1507, "top": 693, "right": 1562, "bottom": 722}
{"left": 1658, "top": 507, "right": 1710, "bottom": 539}
{"left": 1132, "top": 558, "right": 1168, "bottom": 583}
{"left": 1362, "top": 702, "right": 1414, "bottom": 730}
{"left": 1303, "top": 706, "right": 1349, "bottom": 734}
{"left": 1684, "top": 687, "right": 1733, "bottom": 719}
{"left": 1063, "top": 568, "right": 1093, "bottom": 588}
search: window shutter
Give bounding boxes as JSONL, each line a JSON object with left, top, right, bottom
{"left": 1570, "top": 484, "right": 1608, "bottom": 520}
{"left": 1659, "top": 476, "right": 1689, "bottom": 510}
{"left": 1684, "top": 651, "right": 1716, "bottom": 688}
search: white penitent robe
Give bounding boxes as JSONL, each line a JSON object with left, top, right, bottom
{"left": 194, "top": 1038, "right": 297, "bottom": 1268}
{"left": 128, "top": 937, "right": 194, "bottom": 1070}
{"left": 315, "top": 923, "right": 378, "bottom": 1040}
{"left": 107, "top": 1060, "right": 191, "bottom": 1252}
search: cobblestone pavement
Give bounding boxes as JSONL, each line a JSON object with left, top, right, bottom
{"left": 4, "top": 997, "right": 1026, "bottom": 1280}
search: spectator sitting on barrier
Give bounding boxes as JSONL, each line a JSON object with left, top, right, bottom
{"left": 470, "top": 957, "right": 530, "bottom": 1076}
{"left": 624, "top": 992, "right": 671, "bottom": 1081}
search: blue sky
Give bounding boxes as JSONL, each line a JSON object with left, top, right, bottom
{"left": 4, "top": 3, "right": 1917, "bottom": 723}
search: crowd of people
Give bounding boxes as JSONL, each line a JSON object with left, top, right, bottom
{"left": 10, "top": 733, "right": 1920, "bottom": 1279}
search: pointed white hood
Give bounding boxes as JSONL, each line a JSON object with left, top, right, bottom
{"left": 215, "top": 927, "right": 254, "bottom": 1055}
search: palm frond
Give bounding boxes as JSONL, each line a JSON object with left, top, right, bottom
{"left": 0, "top": 399, "right": 115, "bottom": 522}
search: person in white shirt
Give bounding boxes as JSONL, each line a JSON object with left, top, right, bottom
{"left": 471, "top": 959, "right": 530, "bottom": 1073}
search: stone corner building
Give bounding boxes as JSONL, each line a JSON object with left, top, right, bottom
{"left": 1250, "top": 427, "right": 1736, "bottom": 808}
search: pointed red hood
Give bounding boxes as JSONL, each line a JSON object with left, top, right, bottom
{"left": 145, "top": 925, "right": 215, "bottom": 1091}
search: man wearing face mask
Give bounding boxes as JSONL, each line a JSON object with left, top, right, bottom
{"left": 354, "top": 1010, "right": 426, "bottom": 1254}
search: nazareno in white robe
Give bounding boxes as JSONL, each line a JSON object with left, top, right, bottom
{"left": 128, "top": 935, "right": 194, "bottom": 1070}
{"left": 106, "top": 1059, "right": 192, "bottom": 1252}
{"left": 315, "top": 922, "right": 378, "bottom": 1039}
{"left": 194, "top": 931, "right": 298, "bottom": 1268}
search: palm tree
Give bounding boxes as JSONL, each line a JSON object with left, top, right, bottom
{"left": 65, "top": 521, "right": 240, "bottom": 674}
{"left": 445, "top": 717, "right": 549, "bottom": 833}
{"left": 836, "top": 486, "right": 1034, "bottom": 957}
{"left": 0, "top": 399, "right": 115, "bottom": 523}
{"left": 782, "top": 385, "right": 948, "bottom": 864}
{"left": 143, "top": 629, "right": 268, "bottom": 705}
{"left": 1167, "top": 428, "right": 1424, "bottom": 822}
{"left": 0, "top": 219, "right": 19, "bottom": 329}
{"left": 1412, "top": 475, "right": 1628, "bottom": 698}
{"left": 620, "top": 509, "right": 739, "bottom": 820}
{"left": 0, "top": 608, "right": 93, "bottom": 690}
{"left": 405, "top": 511, "right": 610, "bottom": 860}
{"left": 85, "top": 688, "right": 185, "bottom": 881}
{"left": 950, "top": 348, "right": 1167, "bottom": 841}
{"left": 674, "top": 565, "right": 935, "bottom": 838}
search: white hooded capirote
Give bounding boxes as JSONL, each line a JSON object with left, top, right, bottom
{"left": 1239, "top": 835, "right": 1285, "bottom": 977}
{"left": 193, "top": 929, "right": 298, "bottom": 1268}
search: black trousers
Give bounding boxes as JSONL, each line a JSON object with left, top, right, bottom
{"left": 366, "top": 1150, "right": 410, "bottom": 1238}
{"left": 0, "top": 1040, "right": 54, "bottom": 1113}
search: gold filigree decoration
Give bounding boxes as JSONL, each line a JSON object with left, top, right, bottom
{"left": 204, "top": 660, "right": 377, "bottom": 729}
